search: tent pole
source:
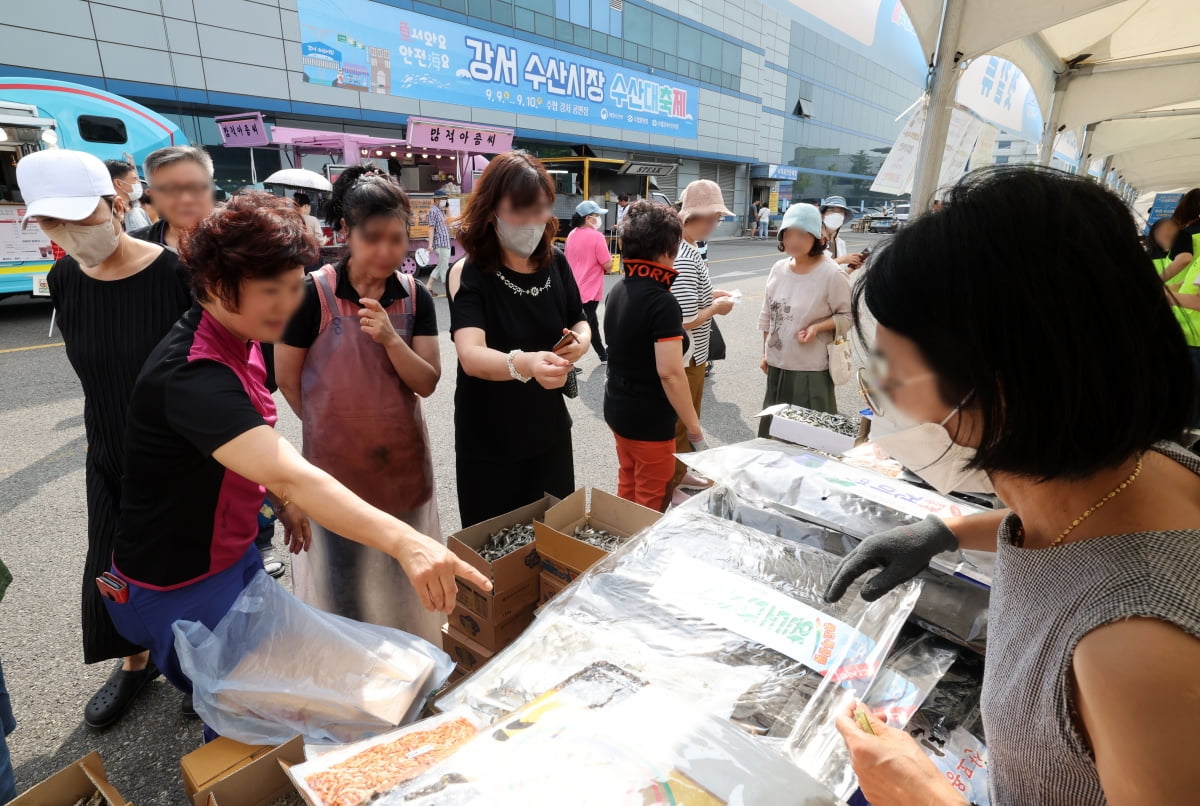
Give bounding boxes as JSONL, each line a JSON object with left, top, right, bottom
{"left": 910, "top": 0, "right": 965, "bottom": 215}
{"left": 1038, "top": 73, "right": 1070, "bottom": 165}
{"left": 1078, "top": 122, "right": 1097, "bottom": 177}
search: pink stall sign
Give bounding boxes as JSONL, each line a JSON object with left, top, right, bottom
{"left": 214, "top": 112, "right": 271, "bottom": 147}
{"left": 406, "top": 117, "right": 512, "bottom": 153}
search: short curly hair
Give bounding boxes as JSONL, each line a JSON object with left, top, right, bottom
{"left": 620, "top": 200, "right": 682, "bottom": 262}
{"left": 181, "top": 192, "right": 319, "bottom": 309}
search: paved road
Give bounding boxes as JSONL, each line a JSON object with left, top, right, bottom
{"left": 0, "top": 232, "right": 885, "bottom": 800}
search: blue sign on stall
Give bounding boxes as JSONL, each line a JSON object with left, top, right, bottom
{"left": 297, "top": 0, "right": 699, "bottom": 138}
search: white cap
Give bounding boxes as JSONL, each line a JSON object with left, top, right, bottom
{"left": 16, "top": 149, "right": 116, "bottom": 228}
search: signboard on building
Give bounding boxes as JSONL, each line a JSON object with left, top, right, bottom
{"left": 406, "top": 117, "right": 514, "bottom": 153}
{"left": 617, "top": 162, "right": 678, "bottom": 176}
{"left": 297, "top": 0, "right": 699, "bottom": 138}
{"left": 214, "top": 112, "right": 270, "bottom": 147}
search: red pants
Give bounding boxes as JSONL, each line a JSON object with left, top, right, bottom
{"left": 613, "top": 432, "right": 677, "bottom": 512}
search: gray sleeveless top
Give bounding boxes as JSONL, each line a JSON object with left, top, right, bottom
{"left": 981, "top": 441, "right": 1200, "bottom": 804}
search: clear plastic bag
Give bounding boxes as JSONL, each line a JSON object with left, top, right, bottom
{"left": 687, "top": 486, "right": 990, "bottom": 653}
{"left": 173, "top": 570, "right": 453, "bottom": 745}
{"left": 390, "top": 667, "right": 846, "bottom": 805}
{"left": 437, "top": 507, "right": 920, "bottom": 784}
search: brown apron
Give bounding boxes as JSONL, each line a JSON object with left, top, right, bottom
{"left": 291, "top": 264, "right": 444, "bottom": 645}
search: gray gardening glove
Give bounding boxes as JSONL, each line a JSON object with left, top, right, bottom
{"left": 823, "top": 516, "right": 959, "bottom": 603}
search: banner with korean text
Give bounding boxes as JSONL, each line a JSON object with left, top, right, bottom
{"left": 297, "top": 0, "right": 699, "bottom": 138}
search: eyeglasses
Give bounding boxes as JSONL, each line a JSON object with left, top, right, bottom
{"left": 150, "top": 182, "right": 213, "bottom": 198}
{"left": 857, "top": 352, "right": 934, "bottom": 416}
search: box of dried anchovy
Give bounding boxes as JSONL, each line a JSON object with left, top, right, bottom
{"left": 535, "top": 489, "right": 662, "bottom": 583}
{"left": 448, "top": 494, "right": 558, "bottom": 624}
{"left": 757, "top": 403, "right": 860, "bottom": 455}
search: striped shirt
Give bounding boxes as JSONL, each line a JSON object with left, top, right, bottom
{"left": 427, "top": 203, "right": 451, "bottom": 249}
{"left": 671, "top": 240, "right": 714, "bottom": 364}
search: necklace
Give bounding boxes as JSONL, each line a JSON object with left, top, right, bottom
{"left": 496, "top": 268, "right": 551, "bottom": 297}
{"left": 1015, "top": 453, "right": 1144, "bottom": 548}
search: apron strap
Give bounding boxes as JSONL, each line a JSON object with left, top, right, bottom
{"left": 394, "top": 270, "right": 415, "bottom": 317}
{"left": 313, "top": 265, "right": 341, "bottom": 332}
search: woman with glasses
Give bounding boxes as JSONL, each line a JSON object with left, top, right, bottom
{"left": 757, "top": 203, "right": 851, "bottom": 437}
{"left": 825, "top": 167, "right": 1200, "bottom": 806}
{"left": 448, "top": 151, "right": 590, "bottom": 527}
{"left": 275, "top": 166, "right": 443, "bottom": 643}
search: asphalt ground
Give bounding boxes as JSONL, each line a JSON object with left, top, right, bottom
{"left": 0, "top": 231, "right": 885, "bottom": 801}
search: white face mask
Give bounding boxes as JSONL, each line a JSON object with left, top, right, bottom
{"left": 125, "top": 180, "right": 144, "bottom": 202}
{"left": 495, "top": 216, "right": 545, "bottom": 259}
{"left": 871, "top": 396, "right": 995, "bottom": 496}
{"left": 590, "top": 216, "right": 604, "bottom": 231}
{"left": 47, "top": 214, "right": 120, "bottom": 267}
{"left": 823, "top": 212, "right": 845, "bottom": 231}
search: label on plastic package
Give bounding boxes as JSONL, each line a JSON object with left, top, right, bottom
{"left": 649, "top": 555, "right": 873, "bottom": 675}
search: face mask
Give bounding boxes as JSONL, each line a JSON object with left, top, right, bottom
{"left": 871, "top": 396, "right": 995, "bottom": 496}
{"left": 126, "top": 180, "right": 143, "bottom": 202}
{"left": 823, "top": 212, "right": 845, "bottom": 231}
{"left": 590, "top": 216, "right": 604, "bottom": 231}
{"left": 49, "top": 216, "right": 120, "bottom": 267}
{"left": 495, "top": 216, "right": 545, "bottom": 259}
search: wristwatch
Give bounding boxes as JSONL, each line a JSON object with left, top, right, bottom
{"left": 507, "top": 349, "right": 531, "bottom": 383}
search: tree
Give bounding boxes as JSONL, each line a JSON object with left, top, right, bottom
{"left": 849, "top": 150, "right": 871, "bottom": 191}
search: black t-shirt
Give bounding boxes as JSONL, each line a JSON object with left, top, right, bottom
{"left": 603, "top": 261, "right": 689, "bottom": 441}
{"left": 114, "top": 304, "right": 274, "bottom": 588}
{"left": 282, "top": 261, "right": 438, "bottom": 348}
{"left": 450, "top": 250, "right": 585, "bottom": 460}
{"left": 1171, "top": 223, "right": 1200, "bottom": 260}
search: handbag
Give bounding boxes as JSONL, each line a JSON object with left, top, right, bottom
{"left": 827, "top": 318, "right": 853, "bottom": 386}
{"left": 708, "top": 319, "right": 727, "bottom": 363}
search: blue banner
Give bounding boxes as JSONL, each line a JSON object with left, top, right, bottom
{"left": 297, "top": 0, "right": 699, "bottom": 138}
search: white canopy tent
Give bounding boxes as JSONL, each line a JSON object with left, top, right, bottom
{"left": 899, "top": 0, "right": 1200, "bottom": 210}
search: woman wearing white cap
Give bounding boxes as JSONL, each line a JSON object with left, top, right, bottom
{"left": 16, "top": 149, "right": 192, "bottom": 729}
{"left": 820, "top": 196, "right": 867, "bottom": 273}
{"left": 758, "top": 203, "right": 851, "bottom": 436}
{"left": 670, "top": 180, "right": 735, "bottom": 491}
{"left": 565, "top": 199, "right": 613, "bottom": 362}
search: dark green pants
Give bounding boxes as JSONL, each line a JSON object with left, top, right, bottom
{"left": 759, "top": 365, "right": 836, "bottom": 437}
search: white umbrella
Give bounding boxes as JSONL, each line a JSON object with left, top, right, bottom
{"left": 263, "top": 168, "right": 333, "bottom": 192}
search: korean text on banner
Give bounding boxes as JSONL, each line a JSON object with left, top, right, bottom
{"left": 297, "top": 0, "right": 699, "bottom": 138}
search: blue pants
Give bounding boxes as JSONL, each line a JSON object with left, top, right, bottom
{"left": 103, "top": 546, "right": 263, "bottom": 738}
{"left": 757, "top": 221, "right": 768, "bottom": 238}
{"left": 0, "top": 656, "right": 15, "bottom": 803}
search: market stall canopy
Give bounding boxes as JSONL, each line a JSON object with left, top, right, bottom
{"left": 263, "top": 168, "right": 333, "bottom": 192}
{"left": 900, "top": 0, "right": 1200, "bottom": 194}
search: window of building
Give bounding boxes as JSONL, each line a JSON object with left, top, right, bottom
{"left": 996, "top": 155, "right": 1010, "bottom": 163}
{"left": 997, "top": 140, "right": 1012, "bottom": 149}
{"left": 77, "top": 115, "right": 127, "bottom": 144}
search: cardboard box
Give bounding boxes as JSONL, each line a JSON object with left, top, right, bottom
{"left": 182, "top": 735, "right": 305, "bottom": 806}
{"left": 449, "top": 601, "right": 535, "bottom": 652}
{"left": 441, "top": 625, "right": 495, "bottom": 673}
{"left": 757, "top": 404, "right": 857, "bottom": 455}
{"left": 535, "top": 489, "right": 661, "bottom": 583}
{"left": 10, "top": 752, "right": 129, "bottom": 806}
{"left": 538, "top": 570, "right": 567, "bottom": 606}
{"left": 449, "top": 495, "right": 557, "bottom": 624}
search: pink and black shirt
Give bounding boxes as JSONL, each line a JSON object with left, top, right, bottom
{"left": 114, "top": 304, "right": 276, "bottom": 589}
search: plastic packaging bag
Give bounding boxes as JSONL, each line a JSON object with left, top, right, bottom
{"left": 685, "top": 486, "right": 991, "bottom": 653}
{"left": 438, "top": 507, "right": 920, "bottom": 783}
{"left": 173, "top": 570, "right": 453, "bottom": 745}
{"left": 390, "top": 665, "right": 846, "bottom": 805}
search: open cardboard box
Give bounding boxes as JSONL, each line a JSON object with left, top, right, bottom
{"left": 448, "top": 494, "right": 557, "bottom": 624}
{"left": 538, "top": 570, "right": 568, "bottom": 606}
{"left": 535, "top": 489, "right": 661, "bottom": 583}
{"left": 10, "top": 752, "right": 129, "bottom": 806}
{"left": 182, "top": 736, "right": 305, "bottom": 806}
{"left": 756, "top": 404, "right": 857, "bottom": 455}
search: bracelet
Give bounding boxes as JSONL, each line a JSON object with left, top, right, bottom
{"left": 506, "top": 349, "right": 531, "bottom": 383}
{"left": 275, "top": 499, "right": 291, "bottom": 513}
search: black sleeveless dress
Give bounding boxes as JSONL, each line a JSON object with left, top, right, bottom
{"left": 48, "top": 249, "right": 192, "bottom": 663}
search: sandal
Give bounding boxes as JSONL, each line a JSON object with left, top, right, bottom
{"left": 84, "top": 660, "right": 160, "bottom": 729}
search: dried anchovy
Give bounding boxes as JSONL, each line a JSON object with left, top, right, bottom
{"left": 777, "top": 406, "right": 859, "bottom": 438}
{"left": 478, "top": 523, "right": 535, "bottom": 562}
{"left": 573, "top": 525, "right": 627, "bottom": 552}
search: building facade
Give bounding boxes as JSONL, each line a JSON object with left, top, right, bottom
{"left": 1, "top": 0, "right": 925, "bottom": 227}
